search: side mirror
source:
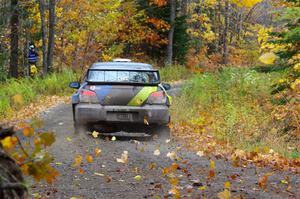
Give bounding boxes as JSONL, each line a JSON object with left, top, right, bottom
{"left": 161, "top": 83, "right": 171, "bottom": 91}
{"left": 69, "top": 81, "right": 80, "bottom": 89}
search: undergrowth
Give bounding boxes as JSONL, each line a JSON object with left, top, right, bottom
{"left": 0, "top": 69, "right": 78, "bottom": 119}
{"left": 171, "top": 67, "right": 298, "bottom": 158}
{"left": 159, "top": 65, "right": 193, "bottom": 82}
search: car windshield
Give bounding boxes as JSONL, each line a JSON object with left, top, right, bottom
{"left": 87, "top": 70, "right": 160, "bottom": 84}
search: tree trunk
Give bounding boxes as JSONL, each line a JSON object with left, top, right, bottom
{"left": 222, "top": 0, "right": 229, "bottom": 65}
{"left": 47, "top": 0, "right": 56, "bottom": 72}
{"left": 9, "top": 0, "right": 19, "bottom": 78}
{"left": 39, "top": 0, "right": 48, "bottom": 75}
{"left": 217, "top": 0, "right": 222, "bottom": 53}
{"left": 166, "top": 0, "right": 176, "bottom": 65}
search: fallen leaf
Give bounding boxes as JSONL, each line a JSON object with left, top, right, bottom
{"left": 134, "top": 175, "right": 142, "bottom": 181}
{"left": 117, "top": 151, "right": 128, "bottom": 164}
{"left": 79, "top": 168, "right": 84, "bottom": 174}
{"left": 66, "top": 137, "right": 72, "bottom": 142}
{"left": 165, "top": 139, "right": 171, "bottom": 143}
{"left": 111, "top": 136, "right": 116, "bottom": 141}
{"left": 224, "top": 181, "right": 231, "bottom": 189}
{"left": 258, "top": 173, "right": 273, "bottom": 191}
{"left": 169, "top": 177, "right": 179, "bottom": 186}
{"left": 154, "top": 149, "right": 160, "bottom": 156}
{"left": 92, "top": 131, "right": 99, "bottom": 138}
{"left": 86, "top": 154, "right": 93, "bottom": 163}
{"left": 148, "top": 163, "right": 157, "bottom": 170}
{"left": 167, "top": 151, "right": 178, "bottom": 160}
{"left": 94, "top": 172, "right": 104, "bottom": 177}
{"left": 217, "top": 189, "right": 230, "bottom": 199}
{"left": 144, "top": 117, "right": 149, "bottom": 125}
{"left": 95, "top": 148, "right": 102, "bottom": 156}
{"left": 196, "top": 151, "right": 204, "bottom": 157}
{"left": 105, "top": 176, "right": 112, "bottom": 183}
{"left": 55, "top": 162, "right": 63, "bottom": 165}
{"left": 74, "top": 155, "right": 82, "bottom": 167}
{"left": 168, "top": 188, "right": 180, "bottom": 198}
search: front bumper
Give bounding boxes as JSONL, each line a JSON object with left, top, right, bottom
{"left": 74, "top": 103, "right": 170, "bottom": 125}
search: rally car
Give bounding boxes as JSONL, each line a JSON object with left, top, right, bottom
{"left": 69, "top": 59, "right": 172, "bottom": 135}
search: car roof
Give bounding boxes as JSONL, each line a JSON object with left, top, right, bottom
{"left": 90, "top": 62, "right": 154, "bottom": 70}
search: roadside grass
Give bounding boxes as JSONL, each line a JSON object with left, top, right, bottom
{"left": 171, "top": 67, "right": 298, "bottom": 158}
{"left": 159, "top": 65, "right": 193, "bottom": 82}
{"left": 0, "top": 69, "right": 78, "bottom": 119}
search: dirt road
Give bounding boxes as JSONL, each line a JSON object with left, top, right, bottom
{"left": 31, "top": 103, "right": 299, "bottom": 199}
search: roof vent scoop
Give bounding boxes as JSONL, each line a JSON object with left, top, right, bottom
{"left": 113, "top": 58, "right": 132, "bottom": 62}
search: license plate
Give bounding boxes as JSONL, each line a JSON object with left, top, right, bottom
{"left": 117, "top": 113, "right": 131, "bottom": 120}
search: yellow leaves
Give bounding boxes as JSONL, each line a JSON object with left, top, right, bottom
{"left": 1, "top": 136, "right": 17, "bottom": 150}
{"left": 169, "top": 177, "right": 179, "bottom": 186}
{"left": 168, "top": 188, "right": 180, "bottom": 199}
{"left": 12, "top": 94, "right": 24, "bottom": 107}
{"left": 144, "top": 117, "right": 149, "bottom": 125}
{"left": 116, "top": 151, "right": 128, "bottom": 164}
{"left": 290, "top": 78, "right": 300, "bottom": 91}
{"left": 39, "top": 132, "right": 56, "bottom": 147}
{"left": 73, "top": 155, "right": 83, "bottom": 167}
{"left": 259, "top": 52, "right": 278, "bottom": 65}
{"left": 134, "top": 175, "right": 142, "bottom": 181}
{"left": 95, "top": 148, "right": 102, "bottom": 157}
{"left": 218, "top": 181, "right": 231, "bottom": 199}
{"left": 231, "top": 0, "right": 262, "bottom": 8}
{"left": 293, "top": 63, "right": 300, "bottom": 72}
{"left": 92, "top": 131, "right": 99, "bottom": 138}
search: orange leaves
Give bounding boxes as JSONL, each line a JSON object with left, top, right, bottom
{"left": 146, "top": 18, "right": 170, "bottom": 30}
{"left": 258, "top": 173, "right": 273, "bottom": 191}
{"left": 86, "top": 154, "right": 94, "bottom": 163}
{"left": 23, "top": 127, "right": 34, "bottom": 137}
{"left": 94, "top": 148, "right": 102, "bottom": 157}
{"left": 149, "top": 0, "right": 167, "bottom": 7}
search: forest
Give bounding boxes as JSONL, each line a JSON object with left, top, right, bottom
{"left": 0, "top": 0, "right": 299, "bottom": 198}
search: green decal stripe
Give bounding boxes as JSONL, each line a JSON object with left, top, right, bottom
{"left": 127, "top": 86, "right": 157, "bottom": 106}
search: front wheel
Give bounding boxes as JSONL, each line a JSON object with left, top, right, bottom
{"left": 150, "top": 124, "right": 171, "bottom": 139}
{"left": 74, "top": 122, "right": 87, "bottom": 134}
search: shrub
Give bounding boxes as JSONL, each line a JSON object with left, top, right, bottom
{"left": 0, "top": 69, "right": 78, "bottom": 118}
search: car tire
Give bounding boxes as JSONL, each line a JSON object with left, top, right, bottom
{"left": 74, "top": 122, "right": 87, "bottom": 134}
{"left": 151, "top": 124, "right": 171, "bottom": 139}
